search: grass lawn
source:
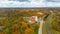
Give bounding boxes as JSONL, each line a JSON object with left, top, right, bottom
{"left": 34, "top": 29, "right": 39, "bottom": 34}
{"left": 48, "top": 22, "right": 60, "bottom": 34}
{"left": 42, "top": 22, "right": 47, "bottom": 34}
{"left": 42, "top": 21, "right": 60, "bottom": 34}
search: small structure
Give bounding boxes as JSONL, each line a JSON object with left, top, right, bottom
{"left": 30, "top": 16, "right": 38, "bottom": 23}
{"left": 24, "top": 16, "right": 38, "bottom": 23}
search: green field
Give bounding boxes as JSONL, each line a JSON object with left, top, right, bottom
{"left": 42, "top": 22, "right": 47, "bottom": 34}
{"left": 48, "top": 22, "right": 60, "bottom": 34}
{"left": 42, "top": 21, "right": 60, "bottom": 34}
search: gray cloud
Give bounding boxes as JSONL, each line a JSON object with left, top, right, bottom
{"left": 0, "top": 0, "right": 60, "bottom": 8}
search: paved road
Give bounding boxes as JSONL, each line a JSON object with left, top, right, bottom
{"left": 45, "top": 21, "right": 52, "bottom": 34}
{"left": 38, "top": 19, "right": 52, "bottom": 34}
{"left": 38, "top": 19, "right": 43, "bottom": 34}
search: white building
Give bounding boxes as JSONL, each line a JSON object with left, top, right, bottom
{"left": 29, "top": 16, "right": 38, "bottom": 23}
{"left": 24, "top": 16, "right": 38, "bottom": 23}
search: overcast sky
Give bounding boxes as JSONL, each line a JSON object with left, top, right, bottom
{"left": 0, "top": 0, "right": 60, "bottom": 8}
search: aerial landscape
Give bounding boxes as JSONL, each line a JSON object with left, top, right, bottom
{"left": 0, "top": 0, "right": 60, "bottom": 34}
{"left": 0, "top": 8, "right": 60, "bottom": 34}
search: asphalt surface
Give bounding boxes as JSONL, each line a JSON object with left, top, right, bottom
{"left": 38, "top": 19, "right": 43, "bottom": 34}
